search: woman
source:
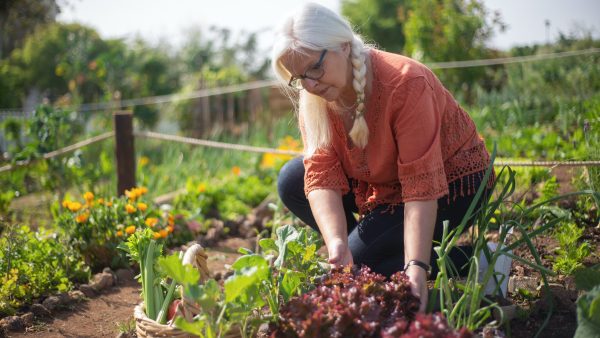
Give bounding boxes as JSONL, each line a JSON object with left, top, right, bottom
{"left": 271, "top": 3, "right": 494, "bottom": 312}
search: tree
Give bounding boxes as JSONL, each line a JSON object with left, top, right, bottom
{"left": 0, "top": 0, "right": 62, "bottom": 59}
{"left": 403, "top": 0, "right": 504, "bottom": 103}
{"left": 341, "top": 0, "right": 410, "bottom": 52}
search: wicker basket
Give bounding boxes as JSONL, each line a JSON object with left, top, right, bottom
{"left": 134, "top": 303, "right": 195, "bottom": 338}
{"left": 133, "top": 243, "right": 240, "bottom": 338}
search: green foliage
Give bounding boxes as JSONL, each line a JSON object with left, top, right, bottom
{"left": 575, "top": 284, "right": 600, "bottom": 338}
{"left": 341, "top": 0, "right": 409, "bottom": 52}
{"left": 404, "top": 0, "right": 502, "bottom": 103}
{"left": 159, "top": 224, "right": 326, "bottom": 338}
{"left": 574, "top": 266, "right": 600, "bottom": 292}
{"left": 553, "top": 222, "right": 592, "bottom": 276}
{"left": 0, "top": 224, "right": 90, "bottom": 315}
{"left": 175, "top": 173, "right": 274, "bottom": 222}
{"left": 55, "top": 188, "right": 177, "bottom": 270}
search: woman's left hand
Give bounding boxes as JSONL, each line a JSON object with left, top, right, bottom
{"left": 405, "top": 265, "right": 428, "bottom": 313}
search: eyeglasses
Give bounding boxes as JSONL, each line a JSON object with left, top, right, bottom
{"left": 288, "top": 49, "right": 328, "bottom": 89}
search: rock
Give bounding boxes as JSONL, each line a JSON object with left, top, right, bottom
{"left": 493, "top": 304, "right": 517, "bottom": 324}
{"left": 79, "top": 284, "right": 97, "bottom": 297}
{"left": 20, "top": 313, "right": 34, "bottom": 327}
{"left": 56, "top": 292, "right": 72, "bottom": 305}
{"left": 115, "top": 268, "right": 135, "bottom": 283}
{"left": 68, "top": 290, "right": 86, "bottom": 302}
{"left": 42, "top": 296, "right": 61, "bottom": 311}
{"left": 30, "top": 304, "right": 51, "bottom": 318}
{"left": 256, "top": 322, "right": 270, "bottom": 338}
{"left": 508, "top": 276, "right": 539, "bottom": 294}
{"left": 92, "top": 272, "right": 114, "bottom": 291}
{"left": 537, "top": 283, "right": 577, "bottom": 313}
{"left": 0, "top": 316, "right": 24, "bottom": 331}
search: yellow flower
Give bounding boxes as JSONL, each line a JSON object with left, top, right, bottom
{"left": 232, "top": 166, "right": 241, "bottom": 176}
{"left": 84, "top": 191, "right": 94, "bottom": 204}
{"left": 116, "top": 231, "right": 123, "bottom": 237}
{"left": 105, "top": 201, "right": 113, "bottom": 207}
{"left": 494, "top": 209, "right": 501, "bottom": 216}
{"left": 75, "top": 212, "right": 89, "bottom": 223}
{"left": 67, "top": 202, "right": 82, "bottom": 212}
{"left": 125, "top": 225, "right": 136, "bottom": 235}
{"left": 153, "top": 232, "right": 162, "bottom": 240}
{"left": 125, "top": 204, "right": 137, "bottom": 214}
{"left": 137, "top": 202, "right": 148, "bottom": 212}
{"left": 139, "top": 187, "right": 148, "bottom": 195}
{"left": 145, "top": 217, "right": 158, "bottom": 228}
{"left": 139, "top": 156, "right": 150, "bottom": 167}
{"left": 166, "top": 225, "right": 174, "bottom": 233}
{"left": 490, "top": 217, "right": 497, "bottom": 224}
{"left": 62, "top": 199, "right": 70, "bottom": 208}
{"left": 260, "top": 153, "right": 276, "bottom": 169}
{"left": 159, "top": 229, "right": 168, "bottom": 238}
{"left": 97, "top": 198, "right": 105, "bottom": 205}
{"left": 197, "top": 183, "right": 207, "bottom": 193}
{"left": 125, "top": 188, "right": 141, "bottom": 201}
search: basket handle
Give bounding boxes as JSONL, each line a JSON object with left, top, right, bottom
{"left": 177, "top": 243, "right": 210, "bottom": 322}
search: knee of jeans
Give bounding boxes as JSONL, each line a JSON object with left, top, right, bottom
{"left": 277, "top": 157, "right": 304, "bottom": 205}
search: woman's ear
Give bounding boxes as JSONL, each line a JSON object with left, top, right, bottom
{"left": 342, "top": 42, "right": 351, "bottom": 56}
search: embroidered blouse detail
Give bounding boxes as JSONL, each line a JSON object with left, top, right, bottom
{"left": 302, "top": 50, "right": 493, "bottom": 216}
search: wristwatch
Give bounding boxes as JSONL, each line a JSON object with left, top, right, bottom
{"left": 404, "top": 259, "right": 432, "bottom": 278}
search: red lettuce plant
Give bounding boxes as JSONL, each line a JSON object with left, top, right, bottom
{"left": 270, "top": 265, "right": 471, "bottom": 338}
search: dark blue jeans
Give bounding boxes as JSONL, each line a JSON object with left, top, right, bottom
{"left": 278, "top": 157, "right": 483, "bottom": 278}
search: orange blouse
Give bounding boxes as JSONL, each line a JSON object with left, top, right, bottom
{"left": 301, "top": 49, "right": 493, "bottom": 216}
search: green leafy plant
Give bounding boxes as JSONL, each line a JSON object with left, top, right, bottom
{"left": 120, "top": 228, "right": 176, "bottom": 323}
{"left": 55, "top": 187, "right": 176, "bottom": 270}
{"left": 0, "top": 224, "right": 89, "bottom": 316}
{"left": 553, "top": 221, "right": 592, "bottom": 275}
{"left": 574, "top": 284, "right": 600, "bottom": 338}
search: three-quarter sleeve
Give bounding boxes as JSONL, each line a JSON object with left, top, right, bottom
{"left": 298, "top": 113, "right": 349, "bottom": 197}
{"left": 393, "top": 77, "right": 449, "bottom": 201}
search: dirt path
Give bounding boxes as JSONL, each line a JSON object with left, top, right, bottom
{"left": 7, "top": 243, "right": 246, "bottom": 338}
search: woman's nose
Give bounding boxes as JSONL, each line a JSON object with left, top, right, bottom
{"left": 302, "top": 78, "right": 319, "bottom": 90}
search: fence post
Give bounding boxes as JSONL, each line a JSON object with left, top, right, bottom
{"left": 113, "top": 111, "right": 136, "bottom": 195}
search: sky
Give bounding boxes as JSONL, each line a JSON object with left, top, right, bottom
{"left": 57, "top": 0, "right": 600, "bottom": 53}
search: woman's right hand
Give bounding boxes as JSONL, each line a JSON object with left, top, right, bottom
{"left": 327, "top": 238, "right": 353, "bottom": 268}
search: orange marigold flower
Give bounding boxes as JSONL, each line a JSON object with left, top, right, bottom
{"left": 197, "top": 183, "right": 207, "bottom": 193}
{"left": 159, "top": 229, "right": 168, "bottom": 238}
{"left": 152, "top": 232, "right": 162, "bottom": 240}
{"left": 62, "top": 200, "right": 70, "bottom": 208}
{"left": 84, "top": 191, "right": 94, "bottom": 203}
{"left": 105, "top": 201, "right": 113, "bottom": 207}
{"left": 116, "top": 231, "right": 123, "bottom": 237}
{"left": 232, "top": 166, "right": 241, "bottom": 176}
{"left": 125, "top": 188, "right": 141, "bottom": 201}
{"left": 75, "top": 212, "right": 89, "bottom": 223}
{"left": 139, "top": 187, "right": 148, "bottom": 195}
{"left": 67, "top": 201, "right": 82, "bottom": 212}
{"left": 125, "top": 225, "right": 136, "bottom": 235}
{"left": 145, "top": 217, "right": 158, "bottom": 228}
{"left": 166, "top": 225, "right": 174, "bottom": 233}
{"left": 125, "top": 204, "right": 137, "bottom": 214}
{"left": 97, "top": 198, "right": 105, "bottom": 204}
{"left": 137, "top": 202, "right": 148, "bottom": 212}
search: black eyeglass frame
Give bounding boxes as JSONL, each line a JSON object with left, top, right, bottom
{"left": 288, "top": 49, "right": 328, "bottom": 89}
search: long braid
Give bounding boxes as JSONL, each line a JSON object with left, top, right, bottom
{"left": 348, "top": 36, "right": 369, "bottom": 148}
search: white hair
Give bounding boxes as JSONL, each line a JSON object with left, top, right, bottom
{"left": 271, "top": 2, "right": 370, "bottom": 156}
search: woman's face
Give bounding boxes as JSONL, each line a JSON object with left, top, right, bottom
{"left": 280, "top": 45, "right": 352, "bottom": 102}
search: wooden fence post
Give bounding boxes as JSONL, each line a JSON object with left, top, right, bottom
{"left": 113, "top": 111, "right": 136, "bottom": 195}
